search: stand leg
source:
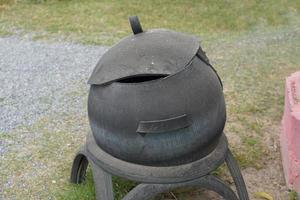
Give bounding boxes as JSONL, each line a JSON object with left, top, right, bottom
{"left": 70, "top": 142, "right": 249, "bottom": 200}
{"left": 70, "top": 148, "right": 114, "bottom": 200}
{"left": 90, "top": 161, "right": 114, "bottom": 200}
{"left": 122, "top": 175, "right": 238, "bottom": 200}
{"left": 70, "top": 148, "right": 89, "bottom": 184}
{"left": 225, "top": 149, "right": 249, "bottom": 200}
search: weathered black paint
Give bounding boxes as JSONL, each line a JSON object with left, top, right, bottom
{"left": 87, "top": 17, "right": 226, "bottom": 166}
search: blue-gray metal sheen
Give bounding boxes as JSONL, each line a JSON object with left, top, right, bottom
{"left": 87, "top": 17, "right": 226, "bottom": 166}
{"left": 72, "top": 17, "right": 249, "bottom": 200}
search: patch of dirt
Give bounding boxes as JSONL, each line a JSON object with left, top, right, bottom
{"left": 241, "top": 124, "right": 289, "bottom": 200}
{"left": 188, "top": 123, "right": 289, "bottom": 200}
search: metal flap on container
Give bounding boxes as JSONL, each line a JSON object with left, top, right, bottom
{"left": 88, "top": 29, "right": 199, "bottom": 85}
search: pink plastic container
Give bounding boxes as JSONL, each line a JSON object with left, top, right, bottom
{"left": 281, "top": 71, "right": 300, "bottom": 192}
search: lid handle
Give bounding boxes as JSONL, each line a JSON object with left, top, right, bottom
{"left": 129, "top": 16, "right": 143, "bottom": 34}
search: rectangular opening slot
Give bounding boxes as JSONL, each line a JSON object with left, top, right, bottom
{"left": 117, "top": 74, "right": 168, "bottom": 83}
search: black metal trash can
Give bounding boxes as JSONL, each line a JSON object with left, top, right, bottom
{"left": 88, "top": 16, "right": 226, "bottom": 166}
{"left": 70, "top": 16, "right": 249, "bottom": 200}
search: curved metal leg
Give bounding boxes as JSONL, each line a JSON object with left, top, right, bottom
{"left": 122, "top": 175, "right": 239, "bottom": 200}
{"left": 70, "top": 148, "right": 89, "bottom": 184}
{"left": 70, "top": 147, "right": 114, "bottom": 200}
{"left": 225, "top": 149, "right": 249, "bottom": 200}
{"left": 70, "top": 143, "right": 249, "bottom": 200}
{"left": 90, "top": 160, "right": 114, "bottom": 200}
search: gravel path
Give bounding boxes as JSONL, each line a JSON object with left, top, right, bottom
{"left": 1, "top": 26, "right": 299, "bottom": 199}
{"left": 0, "top": 36, "right": 107, "bottom": 132}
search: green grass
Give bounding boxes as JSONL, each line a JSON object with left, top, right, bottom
{"left": 289, "top": 190, "right": 298, "bottom": 200}
{"left": 57, "top": 169, "right": 136, "bottom": 200}
{"left": 0, "top": 0, "right": 300, "bottom": 45}
{"left": 1, "top": 0, "right": 300, "bottom": 199}
{"left": 1, "top": 26, "right": 299, "bottom": 199}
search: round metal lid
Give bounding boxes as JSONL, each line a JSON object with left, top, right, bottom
{"left": 88, "top": 17, "right": 200, "bottom": 85}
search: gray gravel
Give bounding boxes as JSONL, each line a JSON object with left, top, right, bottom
{"left": 0, "top": 36, "right": 108, "bottom": 132}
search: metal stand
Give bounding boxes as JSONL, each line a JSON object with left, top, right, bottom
{"left": 70, "top": 133, "right": 249, "bottom": 200}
